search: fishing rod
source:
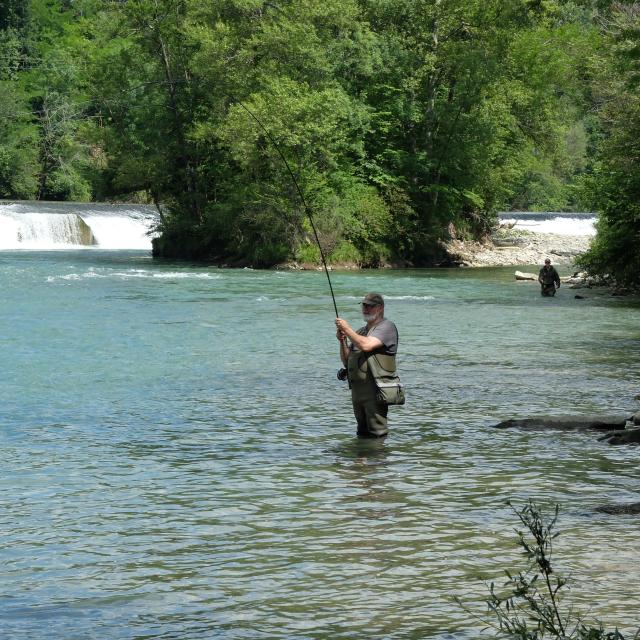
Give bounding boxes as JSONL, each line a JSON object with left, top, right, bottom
{"left": 231, "top": 98, "right": 340, "bottom": 318}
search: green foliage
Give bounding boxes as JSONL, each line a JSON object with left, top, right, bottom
{"left": 2, "top": 0, "right": 637, "bottom": 272}
{"left": 295, "top": 242, "right": 321, "bottom": 265}
{"left": 577, "top": 5, "right": 640, "bottom": 287}
{"left": 0, "top": 0, "right": 100, "bottom": 200}
{"left": 355, "top": 0, "right": 599, "bottom": 261}
{"left": 0, "top": 81, "right": 39, "bottom": 197}
{"left": 462, "top": 501, "right": 639, "bottom": 640}
{"left": 328, "top": 240, "right": 362, "bottom": 265}
{"left": 310, "top": 178, "right": 392, "bottom": 266}
{"left": 0, "top": 1, "right": 27, "bottom": 31}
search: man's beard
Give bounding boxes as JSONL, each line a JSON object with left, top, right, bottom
{"left": 363, "top": 313, "right": 376, "bottom": 322}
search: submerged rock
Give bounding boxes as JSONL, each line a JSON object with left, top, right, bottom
{"left": 595, "top": 502, "right": 640, "bottom": 515}
{"left": 597, "top": 427, "right": 640, "bottom": 445}
{"left": 494, "top": 413, "right": 640, "bottom": 446}
{"left": 493, "top": 416, "right": 630, "bottom": 431}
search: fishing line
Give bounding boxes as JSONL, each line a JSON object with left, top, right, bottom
{"left": 231, "top": 98, "right": 340, "bottom": 318}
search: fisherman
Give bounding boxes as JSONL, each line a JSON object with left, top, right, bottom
{"left": 335, "top": 293, "right": 399, "bottom": 438}
{"left": 538, "top": 258, "right": 561, "bottom": 296}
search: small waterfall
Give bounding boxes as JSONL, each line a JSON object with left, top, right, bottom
{"left": 0, "top": 202, "right": 159, "bottom": 250}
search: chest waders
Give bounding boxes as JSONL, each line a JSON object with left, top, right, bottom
{"left": 346, "top": 350, "right": 396, "bottom": 437}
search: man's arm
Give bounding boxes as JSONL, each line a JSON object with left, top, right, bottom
{"left": 335, "top": 318, "right": 383, "bottom": 352}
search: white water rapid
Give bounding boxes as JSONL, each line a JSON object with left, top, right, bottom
{"left": 498, "top": 211, "right": 597, "bottom": 236}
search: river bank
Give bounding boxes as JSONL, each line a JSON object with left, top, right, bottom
{"left": 281, "top": 229, "right": 591, "bottom": 271}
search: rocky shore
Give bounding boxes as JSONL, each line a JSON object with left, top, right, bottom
{"left": 441, "top": 227, "right": 592, "bottom": 267}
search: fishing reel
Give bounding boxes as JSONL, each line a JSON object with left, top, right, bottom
{"left": 337, "top": 368, "right": 348, "bottom": 381}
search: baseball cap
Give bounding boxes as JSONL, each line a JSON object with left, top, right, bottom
{"left": 361, "top": 293, "right": 384, "bottom": 306}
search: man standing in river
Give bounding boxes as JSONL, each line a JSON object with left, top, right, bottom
{"left": 538, "top": 258, "right": 561, "bottom": 296}
{"left": 335, "top": 293, "right": 399, "bottom": 438}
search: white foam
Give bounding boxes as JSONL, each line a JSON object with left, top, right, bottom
{"left": 81, "top": 215, "right": 155, "bottom": 249}
{"left": 501, "top": 216, "right": 596, "bottom": 236}
{"left": 46, "top": 269, "right": 221, "bottom": 282}
{"left": 344, "top": 295, "right": 435, "bottom": 301}
{"left": 146, "top": 272, "right": 220, "bottom": 279}
{"left": 386, "top": 295, "right": 435, "bottom": 301}
{"left": 46, "top": 274, "right": 82, "bottom": 282}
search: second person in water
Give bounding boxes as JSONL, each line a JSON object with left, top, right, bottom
{"left": 539, "top": 258, "right": 561, "bottom": 296}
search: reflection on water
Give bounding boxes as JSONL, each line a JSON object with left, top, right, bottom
{"left": 0, "top": 250, "right": 639, "bottom": 639}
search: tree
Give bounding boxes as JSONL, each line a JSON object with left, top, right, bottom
{"left": 0, "top": 0, "right": 97, "bottom": 200}
{"left": 358, "top": 0, "right": 598, "bottom": 261}
{"left": 578, "top": 2, "right": 640, "bottom": 287}
{"left": 0, "top": 0, "right": 617, "bottom": 266}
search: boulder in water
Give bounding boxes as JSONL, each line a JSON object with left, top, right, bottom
{"left": 595, "top": 502, "right": 640, "bottom": 515}
{"left": 493, "top": 415, "right": 630, "bottom": 431}
{"left": 515, "top": 270, "right": 537, "bottom": 281}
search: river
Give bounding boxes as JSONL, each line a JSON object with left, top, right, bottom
{"left": 1, "top": 205, "right": 639, "bottom": 639}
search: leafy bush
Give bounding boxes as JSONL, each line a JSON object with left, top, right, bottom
{"left": 294, "top": 242, "right": 321, "bottom": 265}
{"left": 461, "top": 501, "right": 639, "bottom": 639}
{"left": 328, "top": 240, "right": 362, "bottom": 265}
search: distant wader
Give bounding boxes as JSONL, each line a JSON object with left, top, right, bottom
{"left": 346, "top": 350, "right": 389, "bottom": 438}
{"left": 539, "top": 265, "right": 560, "bottom": 297}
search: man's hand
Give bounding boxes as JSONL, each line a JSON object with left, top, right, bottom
{"left": 335, "top": 318, "right": 352, "bottom": 336}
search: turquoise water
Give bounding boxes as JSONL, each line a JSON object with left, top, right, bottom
{"left": 1, "top": 250, "right": 640, "bottom": 639}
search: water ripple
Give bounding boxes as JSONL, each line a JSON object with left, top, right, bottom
{"left": 1, "top": 255, "right": 639, "bottom": 638}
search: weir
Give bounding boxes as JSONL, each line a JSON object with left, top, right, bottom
{"left": 0, "top": 202, "right": 159, "bottom": 250}
{"left": 498, "top": 211, "right": 597, "bottom": 236}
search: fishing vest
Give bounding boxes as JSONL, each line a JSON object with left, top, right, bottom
{"left": 347, "top": 350, "right": 397, "bottom": 385}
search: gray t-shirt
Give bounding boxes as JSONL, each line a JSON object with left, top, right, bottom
{"left": 353, "top": 318, "right": 398, "bottom": 355}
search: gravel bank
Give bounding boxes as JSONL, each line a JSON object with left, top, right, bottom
{"left": 442, "top": 230, "right": 593, "bottom": 267}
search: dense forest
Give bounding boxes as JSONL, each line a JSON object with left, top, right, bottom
{"left": 0, "top": 1, "right": 638, "bottom": 282}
